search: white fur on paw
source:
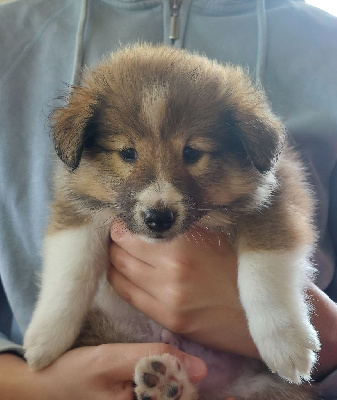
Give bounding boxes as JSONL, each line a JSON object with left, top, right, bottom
{"left": 24, "top": 323, "right": 75, "bottom": 371}
{"left": 24, "top": 338, "right": 58, "bottom": 371}
{"left": 134, "top": 354, "right": 198, "bottom": 400}
{"left": 256, "top": 320, "right": 320, "bottom": 383}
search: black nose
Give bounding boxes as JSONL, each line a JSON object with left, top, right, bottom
{"left": 144, "top": 209, "right": 176, "bottom": 232}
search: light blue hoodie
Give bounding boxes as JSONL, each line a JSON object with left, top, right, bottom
{"left": 0, "top": 0, "right": 336, "bottom": 396}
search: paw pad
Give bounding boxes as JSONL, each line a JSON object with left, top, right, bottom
{"left": 166, "top": 384, "right": 180, "bottom": 398}
{"left": 143, "top": 372, "right": 160, "bottom": 388}
{"left": 141, "top": 395, "right": 152, "bottom": 400}
{"left": 134, "top": 354, "right": 197, "bottom": 400}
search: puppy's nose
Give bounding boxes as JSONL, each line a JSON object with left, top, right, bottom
{"left": 144, "top": 209, "right": 175, "bottom": 232}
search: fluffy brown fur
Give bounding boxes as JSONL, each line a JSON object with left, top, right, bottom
{"left": 51, "top": 45, "right": 314, "bottom": 249}
{"left": 26, "top": 44, "right": 320, "bottom": 399}
{"left": 51, "top": 45, "right": 287, "bottom": 235}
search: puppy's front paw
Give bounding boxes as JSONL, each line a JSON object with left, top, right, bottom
{"left": 24, "top": 344, "right": 55, "bottom": 371}
{"left": 24, "top": 322, "right": 75, "bottom": 370}
{"left": 24, "top": 333, "right": 59, "bottom": 370}
{"left": 257, "top": 320, "right": 320, "bottom": 383}
{"left": 134, "top": 354, "right": 198, "bottom": 400}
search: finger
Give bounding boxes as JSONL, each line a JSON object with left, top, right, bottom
{"left": 110, "top": 222, "right": 233, "bottom": 269}
{"left": 109, "top": 242, "right": 160, "bottom": 290}
{"left": 109, "top": 246, "right": 167, "bottom": 301}
{"left": 110, "top": 221, "right": 191, "bottom": 265}
{"left": 109, "top": 265, "right": 157, "bottom": 305}
{"left": 111, "top": 381, "right": 135, "bottom": 400}
{"left": 109, "top": 241, "right": 191, "bottom": 301}
{"left": 109, "top": 266, "right": 190, "bottom": 329}
{"left": 96, "top": 343, "right": 207, "bottom": 383}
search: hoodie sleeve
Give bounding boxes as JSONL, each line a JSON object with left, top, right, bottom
{"left": 0, "top": 279, "right": 24, "bottom": 356}
{"left": 0, "top": 0, "right": 81, "bottom": 354}
{"left": 315, "top": 160, "right": 337, "bottom": 398}
{"left": 0, "top": 334, "right": 24, "bottom": 358}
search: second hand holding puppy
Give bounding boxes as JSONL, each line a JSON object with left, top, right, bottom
{"left": 108, "top": 222, "right": 259, "bottom": 360}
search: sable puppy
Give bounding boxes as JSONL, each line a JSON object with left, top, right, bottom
{"left": 24, "top": 44, "right": 320, "bottom": 400}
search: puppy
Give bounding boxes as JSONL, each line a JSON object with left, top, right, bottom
{"left": 24, "top": 44, "right": 321, "bottom": 399}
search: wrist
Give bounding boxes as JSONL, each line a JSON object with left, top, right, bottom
{"left": 0, "top": 353, "right": 50, "bottom": 400}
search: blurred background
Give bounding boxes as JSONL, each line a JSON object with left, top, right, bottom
{"left": 0, "top": 0, "right": 336, "bottom": 16}
{"left": 0, "top": 1, "right": 336, "bottom": 17}
{"left": 305, "top": 0, "right": 337, "bottom": 16}
{"left": 0, "top": 0, "right": 336, "bottom": 17}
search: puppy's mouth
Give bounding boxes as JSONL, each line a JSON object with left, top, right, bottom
{"left": 129, "top": 206, "right": 187, "bottom": 241}
{"left": 119, "top": 203, "right": 204, "bottom": 241}
{"left": 116, "top": 180, "right": 206, "bottom": 240}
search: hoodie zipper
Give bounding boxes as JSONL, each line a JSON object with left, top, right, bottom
{"left": 169, "top": 0, "right": 182, "bottom": 45}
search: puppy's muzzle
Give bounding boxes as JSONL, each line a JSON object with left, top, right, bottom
{"left": 143, "top": 208, "right": 176, "bottom": 233}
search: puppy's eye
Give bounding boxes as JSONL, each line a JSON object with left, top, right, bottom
{"left": 183, "top": 146, "right": 203, "bottom": 165}
{"left": 120, "top": 148, "right": 137, "bottom": 162}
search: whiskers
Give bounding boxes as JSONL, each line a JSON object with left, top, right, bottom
{"left": 197, "top": 201, "right": 230, "bottom": 214}
{"left": 184, "top": 229, "right": 209, "bottom": 248}
{"left": 184, "top": 222, "right": 230, "bottom": 249}
{"left": 81, "top": 201, "right": 127, "bottom": 235}
{"left": 187, "top": 198, "right": 239, "bottom": 247}
{"left": 81, "top": 194, "right": 235, "bottom": 249}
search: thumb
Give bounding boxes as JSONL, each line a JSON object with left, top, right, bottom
{"left": 98, "top": 343, "right": 207, "bottom": 383}
{"left": 175, "top": 352, "right": 207, "bottom": 383}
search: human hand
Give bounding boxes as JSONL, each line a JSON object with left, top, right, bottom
{"left": 109, "top": 223, "right": 259, "bottom": 359}
{"left": 0, "top": 344, "right": 206, "bottom": 400}
{"left": 108, "top": 223, "right": 337, "bottom": 380}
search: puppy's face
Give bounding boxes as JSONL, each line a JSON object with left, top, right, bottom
{"left": 52, "top": 45, "right": 285, "bottom": 239}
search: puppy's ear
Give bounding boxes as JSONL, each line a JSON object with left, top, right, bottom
{"left": 230, "top": 111, "right": 286, "bottom": 173}
{"left": 218, "top": 68, "right": 286, "bottom": 173}
{"left": 52, "top": 86, "right": 98, "bottom": 171}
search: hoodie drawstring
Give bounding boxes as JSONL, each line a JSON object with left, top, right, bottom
{"left": 72, "top": 0, "right": 267, "bottom": 86}
{"left": 72, "top": 0, "right": 89, "bottom": 87}
{"left": 256, "top": 0, "right": 267, "bottom": 86}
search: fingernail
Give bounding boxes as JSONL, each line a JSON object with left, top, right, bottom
{"left": 182, "top": 355, "right": 207, "bottom": 382}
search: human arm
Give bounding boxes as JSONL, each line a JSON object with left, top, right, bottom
{"left": 0, "top": 343, "right": 206, "bottom": 400}
{"left": 108, "top": 225, "right": 337, "bottom": 381}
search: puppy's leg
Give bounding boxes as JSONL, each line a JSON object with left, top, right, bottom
{"left": 237, "top": 246, "right": 320, "bottom": 383}
{"left": 134, "top": 354, "right": 198, "bottom": 400}
{"left": 24, "top": 222, "right": 110, "bottom": 370}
